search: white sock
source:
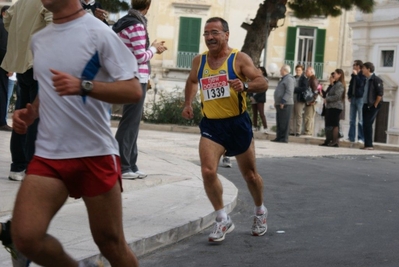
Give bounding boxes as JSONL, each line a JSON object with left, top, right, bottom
{"left": 255, "top": 204, "right": 267, "bottom": 215}
{"left": 216, "top": 208, "right": 227, "bottom": 222}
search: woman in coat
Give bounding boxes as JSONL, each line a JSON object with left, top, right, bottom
{"left": 323, "top": 69, "right": 346, "bottom": 147}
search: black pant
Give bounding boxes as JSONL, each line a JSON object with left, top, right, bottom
{"left": 362, "top": 103, "right": 381, "bottom": 148}
{"left": 10, "top": 69, "right": 38, "bottom": 172}
{"left": 0, "top": 67, "right": 8, "bottom": 126}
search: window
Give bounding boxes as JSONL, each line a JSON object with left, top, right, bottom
{"left": 377, "top": 46, "right": 396, "bottom": 72}
{"left": 177, "top": 17, "right": 201, "bottom": 69}
{"left": 285, "top": 27, "right": 326, "bottom": 79}
{"left": 381, "top": 50, "right": 394, "bottom": 67}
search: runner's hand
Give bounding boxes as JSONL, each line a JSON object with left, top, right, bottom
{"left": 182, "top": 106, "right": 194, "bottom": 120}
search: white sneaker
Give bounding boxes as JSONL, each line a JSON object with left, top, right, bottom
{"left": 208, "top": 216, "right": 235, "bottom": 242}
{"left": 252, "top": 127, "right": 258, "bottom": 132}
{"left": 358, "top": 140, "right": 364, "bottom": 144}
{"left": 8, "top": 170, "right": 25, "bottom": 181}
{"left": 261, "top": 128, "right": 269, "bottom": 134}
{"left": 135, "top": 171, "right": 147, "bottom": 179}
{"left": 221, "top": 157, "right": 232, "bottom": 168}
{"left": 121, "top": 172, "right": 139, "bottom": 179}
{"left": 251, "top": 209, "right": 268, "bottom": 236}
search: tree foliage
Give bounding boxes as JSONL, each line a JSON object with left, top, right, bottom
{"left": 241, "top": 0, "right": 376, "bottom": 66}
{"left": 97, "top": 0, "right": 130, "bottom": 13}
{"left": 288, "top": 0, "right": 375, "bottom": 19}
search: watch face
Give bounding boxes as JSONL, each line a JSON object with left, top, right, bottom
{"left": 82, "top": 81, "right": 93, "bottom": 90}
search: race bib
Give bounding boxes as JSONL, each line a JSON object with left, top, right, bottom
{"left": 200, "top": 74, "right": 231, "bottom": 101}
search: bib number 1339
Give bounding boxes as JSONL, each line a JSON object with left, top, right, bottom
{"left": 200, "top": 74, "right": 230, "bottom": 101}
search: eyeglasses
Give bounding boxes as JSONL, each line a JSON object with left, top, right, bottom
{"left": 202, "top": 30, "right": 226, "bottom": 37}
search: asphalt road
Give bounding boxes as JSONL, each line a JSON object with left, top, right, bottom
{"left": 138, "top": 154, "right": 399, "bottom": 267}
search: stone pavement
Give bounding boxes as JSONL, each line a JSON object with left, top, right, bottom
{"left": 0, "top": 121, "right": 398, "bottom": 266}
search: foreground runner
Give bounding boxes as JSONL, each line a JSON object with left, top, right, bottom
{"left": 11, "top": 0, "right": 142, "bottom": 266}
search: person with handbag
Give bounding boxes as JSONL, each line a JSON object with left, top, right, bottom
{"left": 290, "top": 64, "right": 306, "bottom": 136}
{"left": 323, "top": 69, "right": 346, "bottom": 147}
{"left": 302, "top": 66, "right": 319, "bottom": 136}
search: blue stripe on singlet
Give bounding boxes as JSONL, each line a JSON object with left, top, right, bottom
{"left": 81, "top": 51, "right": 101, "bottom": 104}
{"left": 197, "top": 54, "right": 207, "bottom": 83}
{"left": 227, "top": 53, "right": 237, "bottom": 80}
{"left": 226, "top": 53, "right": 243, "bottom": 114}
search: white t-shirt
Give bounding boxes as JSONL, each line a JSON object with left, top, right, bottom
{"left": 31, "top": 14, "right": 138, "bottom": 159}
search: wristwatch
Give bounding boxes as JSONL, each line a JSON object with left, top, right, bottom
{"left": 243, "top": 82, "right": 249, "bottom": 92}
{"left": 80, "top": 80, "right": 93, "bottom": 96}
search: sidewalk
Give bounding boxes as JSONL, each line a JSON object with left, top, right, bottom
{"left": 0, "top": 122, "right": 398, "bottom": 266}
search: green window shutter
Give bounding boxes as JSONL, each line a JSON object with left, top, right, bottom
{"left": 285, "top": 27, "right": 297, "bottom": 61}
{"left": 178, "top": 17, "right": 201, "bottom": 53}
{"left": 315, "top": 29, "right": 326, "bottom": 63}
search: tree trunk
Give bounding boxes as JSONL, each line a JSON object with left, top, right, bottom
{"left": 241, "top": 0, "right": 288, "bottom": 67}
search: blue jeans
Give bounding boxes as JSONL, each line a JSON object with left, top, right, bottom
{"left": 348, "top": 98, "right": 364, "bottom": 142}
{"left": 363, "top": 103, "right": 381, "bottom": 148}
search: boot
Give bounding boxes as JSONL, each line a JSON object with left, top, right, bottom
{"left": 320, "top": 127, "right": 333, "bottom": 146}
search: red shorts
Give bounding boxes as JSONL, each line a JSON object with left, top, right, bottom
{"left": 26, "top": 155, "right": 123, "bottom": 199}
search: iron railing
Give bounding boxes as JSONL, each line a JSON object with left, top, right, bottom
{"left": 284, "top": 60, "right": 324, "bottom": 80}
{"left": 176, "top": 51, "right": 198, "bottom": 69}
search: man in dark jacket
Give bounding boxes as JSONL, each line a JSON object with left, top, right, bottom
{"left": 290, "top": 64, "right": 306, "bottom": 136}
{"left": 81, "top": 0, "right": 108, "bottom": 24}
{"left": 361, "top": 62, "right": 383, "bottom": 150}
{"left": 347, "top": 60, "right": 366, "bottom": 143}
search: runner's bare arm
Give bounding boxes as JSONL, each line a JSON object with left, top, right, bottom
{"left": 50, "top": 69, "right": 142, "bottom": 104}
{"left": 236, "top": 52, "right": 268, "bottom": 93}
{"left": 182, "top": 55, "right": 201, "bottom": 119}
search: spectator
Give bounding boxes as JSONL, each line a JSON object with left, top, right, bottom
{"left": 324, "top": 69, "right": 345, "bottom": 147}
{"left": 113, "top": 0, "right": 167, "bottom": 179}
{"left": 302, "top": 66, "right": 319, "bottom": 136}
{"left": 0, "top": 5, "right": 11, "bottom": 131}
{"left": 81, "top": 0, "right": 108, "bottom": 24}
{"left": 290, "top": 64, "right": 306, "bottom": 136}
{"left": 249, "top": 66, "right": 268, "bottom": 133}
{"left": 361, "top": 62, "right": 383, "bottom": 150}
{"left": 1, "top": 0, "right": 52, "bottom": 181}
{"left": 272, "top": 64, "right": 295, "bottom": 143}
{"left": 346, "top": 60, "right": 366, "bottom": 144}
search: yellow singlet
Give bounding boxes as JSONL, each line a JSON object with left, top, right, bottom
{"left": 197, "top": 49, "right": 247, "bottom": 119}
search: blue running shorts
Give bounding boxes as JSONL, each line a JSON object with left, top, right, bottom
{"left": 199, "top": 112, "right": 253, "bottom": 157}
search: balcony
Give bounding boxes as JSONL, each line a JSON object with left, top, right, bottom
{"left": 284, "top": 60, "right": 324, "bottom": 80}
{"left": 176, "top": 51, "right": 198, "bottom": 69}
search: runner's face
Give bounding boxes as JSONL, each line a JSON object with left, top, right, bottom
{"left": 203, "top": 21, "right": 228, "bottom": 52}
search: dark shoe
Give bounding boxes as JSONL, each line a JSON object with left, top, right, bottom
{"left": 270, "top": 139, "right": 280, "bottom": 142}
{"left": 319, "top": 142, "right": 328, "bottom": 146}
{"left": 289, "top": 133, "right": 295, "bottom": 136}
{"left": 0, "top": 125, "right": 12, "bottom": 131}
{"left": 1, "top": 220, "right": 31, "bottom": 266}
{"left": 328, "top": 143, "right": 339, "bottom": 147}
{"left": 295, "top": 133, "right": 300, "bottom": 137}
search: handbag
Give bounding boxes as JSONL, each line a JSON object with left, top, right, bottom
{"left": 302, "top": 87, "right": 316, "bottom": 104}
